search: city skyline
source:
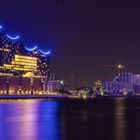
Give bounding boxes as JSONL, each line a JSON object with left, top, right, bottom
{"left": 0, "top": 0, "right": 140, "bottom": 85}
{"left": 1, "top": 1, "right": 140, "bottom": 140}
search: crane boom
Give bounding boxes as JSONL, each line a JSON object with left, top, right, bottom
{"left": 100, "top": 64, "right": 124, "bottom": 69}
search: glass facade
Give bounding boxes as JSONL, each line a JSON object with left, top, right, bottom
{"left": 0, "top": 27, "right": 50, "bottom": 94}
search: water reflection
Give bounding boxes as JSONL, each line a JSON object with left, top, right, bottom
{"left": 114, "top": 98, "right": 126, "bottom": 140}
{"left": 1, "top": 98, "right": 140, "bottom": 140}
{"left": 0, "top": 99, "right": 61, "bottom": 140}
{"left": 37, "top": 100, "right": 61, "bottom": 140}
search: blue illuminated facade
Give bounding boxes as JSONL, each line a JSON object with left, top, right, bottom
{"left": 25, "top": 46, "right": 38, "bottom": 51}
{"left": 104, "top": 72, "right": 140, "bottom": 95}
{"left": 0, "top": 26, "right": 51, "bottom": 94}
{"left": 6, "top": 34, "right": 20, "bottom": 40}
{"left": 0, "top": 26, "right": 51, "bottom": 77}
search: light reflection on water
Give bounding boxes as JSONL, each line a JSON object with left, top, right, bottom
{"left": 114, "top": 98, "right": 126, "bottom": 140}
{"left": 0, "top": 98, "right": 140, "bottom": 140}
{"left": 0, "top": 99, "right": 61, "bottom": 140}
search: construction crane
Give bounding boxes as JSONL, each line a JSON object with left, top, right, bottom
{"left": 100, "top": 64, "right": 124, "bottom": 74}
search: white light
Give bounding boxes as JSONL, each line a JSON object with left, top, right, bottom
{"left": 60, "top": 80, "right": 64, "bottom": 84}
{"left": 118, "top": 64, "right": 124, "bottom": 69}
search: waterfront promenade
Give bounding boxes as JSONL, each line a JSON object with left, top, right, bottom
{"left": 0, "top": 94, "right": 68, "bottom": 99}
{"left": 0, "top": 93, "right": 138, "bottom": 100}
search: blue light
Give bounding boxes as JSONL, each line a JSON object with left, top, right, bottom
{"left": 25, "top": 46, "right": 38, "bottom": 51}
{"left": 6, "top": 34, "right": 20, "bottom": 40}
{"left": 39, "top": 50, "right": 51, "bottom": 55}
{"left": 0, "top": 26, "right": 2, "bottom": 29}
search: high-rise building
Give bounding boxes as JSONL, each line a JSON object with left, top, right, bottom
{"left": 104, "top": 72, "right": 135, "bottom": 95}
{"left": 0, "top": 26, "right": 51, "bottom": 95}
{"left": 133, "top": 74, "right": 140, "bottom": 95}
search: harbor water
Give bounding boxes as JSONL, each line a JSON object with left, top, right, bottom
{"left": 0, "top": 97, "right": 140, "bottom": 140}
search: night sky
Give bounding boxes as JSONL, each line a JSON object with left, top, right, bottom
{"left": 0, "top": 0, "right": 140, "bottom": 86}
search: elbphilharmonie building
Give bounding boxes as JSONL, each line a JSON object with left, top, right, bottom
{"left": 0, "top": 25, "right": 51, "bottom": 95}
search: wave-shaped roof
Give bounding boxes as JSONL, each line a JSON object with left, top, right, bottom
{"left": 0, "top": 25, "right": 51, "bottom": 56}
